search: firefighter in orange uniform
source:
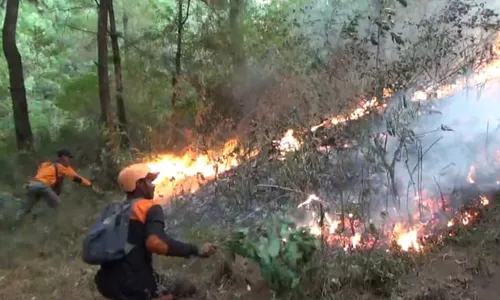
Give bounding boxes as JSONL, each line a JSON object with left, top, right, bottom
{"left": 94, "top": 163, "right": 217, "bottom": 299}
{"left": 15, "top": 149, "right": 97, "bottom": 221}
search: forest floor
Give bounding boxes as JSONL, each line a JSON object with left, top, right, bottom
{"left": 0, "top": 164, "right": 500, "bottom": 300}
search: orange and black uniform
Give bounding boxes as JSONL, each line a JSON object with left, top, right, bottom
{"left": 34, "top": 161, "right": 92, "bottom": 194}
{"left": 94, "top": 199, "right": 199, "bottom": 300}
{"left": 15, "top": 160, "right": 93, "bottom": 221}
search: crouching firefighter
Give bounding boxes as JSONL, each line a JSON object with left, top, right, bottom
{"left": 15, "top": 149, "right": 98, "bottom": 222}
{"left": 82, "top": 163, "right": 217, "bottom": 300}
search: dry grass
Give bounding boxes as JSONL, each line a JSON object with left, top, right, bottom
{"left": 0, "top": 188, "right": 225, "bottom": 300}
{"left": 0, "top": 189, "right": 103, "bottom": 300}
{"left": 1, "top": 148, "right": 500, "bottom": 300}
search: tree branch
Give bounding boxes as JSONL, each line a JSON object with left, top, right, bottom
{"left": 181, "top": 0, "right": 191, "bottom": 26}
{"left": 65, "top": 23, "right": 97, "bottom": 35}
{"left": 48, "top": 5, "right": 94, "bottom": 12}
{"left": 63, "top": 23, "right": 158, "bottom": 60}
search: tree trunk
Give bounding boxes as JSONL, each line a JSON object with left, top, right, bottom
{"left": 123, "top": 11, "right": 128, "bottom": 60}
{"left": 2, "top": 0, "right": 34, "bottom": 151}
{"left": 109, "top": 0, "right": 129, "bottom": 147}
{"left": 229, "top": 0, "right": 245, "bottom": 70}
{"left": 171, "top": 0, "right": 191, "bottom": 107}
{"left": 97, "top": 0, "right": 112, "bottom": 127}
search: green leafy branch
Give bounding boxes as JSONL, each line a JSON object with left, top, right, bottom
{"left": 227, "top": 213, "right": 319, "bottom": 295}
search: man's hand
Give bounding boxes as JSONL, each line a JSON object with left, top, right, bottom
{"left": 91, "top": 184, "right": 102, "bottom": 194}
{"left": 198, "top": 243, "right": 217, "bottom": 258}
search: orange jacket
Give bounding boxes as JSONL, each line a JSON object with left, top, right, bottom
{"left": 95, "top": 198, "right": 198, "bottom": 298}
{"left": 33, "top": 161, "right": 92, "bottom": 187}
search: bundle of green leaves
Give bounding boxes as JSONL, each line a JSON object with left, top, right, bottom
{"left": 227, "top": 213, "right": 320, "bottom": 295}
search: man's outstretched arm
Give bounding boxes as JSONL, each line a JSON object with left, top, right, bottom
{"left": 60, "top": 165, "right": 92, "bottom": 186}
{"left": 144, "top": 204, "right": 199, "bottom": 258}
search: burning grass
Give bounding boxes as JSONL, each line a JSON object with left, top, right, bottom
{"left": 297, "top": 192, "right": 491, "bottom": 254}
{"left": 205, "top": 191, "right": 500, "bottom": 300}
{"left": 144, "top": 30, "right": 500, "bottom": 201}
{"left": 293, "top": 192, "right": 499, "bottom": 299}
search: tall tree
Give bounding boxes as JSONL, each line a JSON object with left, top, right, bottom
{"left": 2, "top": 0, "right": 34, "bottom": 151}
{"left": 229, "top": 0, "right": 245, "bottom": 70}
{"left": 171, "top": 0, "right": 192, "bottom": 107}
{"left": 122, "top": 12, "right": 128, "bottom": 59}
{"left": 109, "top": 0, "right": 129, "bottom": 147}
{"left": 97, "top": 0, "right": 112, "bottom": 128}
{"left": 196, "top": 0, "right": 243, "bottom": 69}
{"left": 96, "top": 0, "right": 120, "bottom": 188}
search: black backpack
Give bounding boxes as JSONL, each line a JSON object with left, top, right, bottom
{"left": 52, "top": 162, "right": 64, "bottom": 195}
{"left": 81, "top": 199, "right": 137, "bottom": 265}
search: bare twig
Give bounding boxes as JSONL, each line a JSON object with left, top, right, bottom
{"left": 318, "top": 202, "right": 326, "bottom": 250}
{"left": 181, "top": 0, "right": 192, "bottom": 26}
{"left": 256, "top": 184, "right": 308, "bottom": 195}
{"left": 433, "top": 175, "right": 446, "bottom": 212}
{"left": 237, "top": 193, "right": 291, "bottom": 223}
{"left": 410, "top": 137, "right": 443, "bottom": 175}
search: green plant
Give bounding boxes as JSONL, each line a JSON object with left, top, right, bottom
{"left": 227, "top": 213, "right": 319, "bottom": 295}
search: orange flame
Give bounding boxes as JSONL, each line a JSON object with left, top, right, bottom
{"left": 146, "top": 139, "right": 241, "bottom": 195}
{"left": 273, "top": 129, "right": 301, "bottom": 156}
{"left": 147, "top": 35, "right": 500, "bottom": 195}
{"left": 140, "top": 35, "right": 500, "bottom": 253}
{"left": 394, "top": 225, "right": 421, "bottom": 252}
{"left": 298, "top": 194, "right": 490, "bottom": 252}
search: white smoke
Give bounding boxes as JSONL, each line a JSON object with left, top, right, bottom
{"left": 380, "top": 76, "right": 500, "bottom": 215}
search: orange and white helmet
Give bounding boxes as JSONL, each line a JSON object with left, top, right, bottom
{"left": 117, "top": 163, "right": 159, "bottom": 192}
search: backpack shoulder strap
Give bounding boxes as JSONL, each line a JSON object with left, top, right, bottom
{"left": 99, "top": 198, "right": 140, "bottom": 222}
{"left": 51, "top": 161, "right": 64, "bottom": 194}
{"left": 52, "top": 161, "right": 59, "bottom": 179}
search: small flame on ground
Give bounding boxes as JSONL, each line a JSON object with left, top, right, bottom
{"left": 480, "top": 196, "right": 490, "bottom": 205}
{"left": 310, "top": 97, "right": 385, "bottom": 132}
{"left": 394, "top": 225, "right": 421, "bottom": 252}
{"left": 273, "top": 129, "right": 301, "bottom": 156}
{"left": 297, "top": 193, "right": 490, "bottom": 253}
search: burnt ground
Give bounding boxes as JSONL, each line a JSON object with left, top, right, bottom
{"left": 399, "top": 195, "right": 500, "bottom": 300}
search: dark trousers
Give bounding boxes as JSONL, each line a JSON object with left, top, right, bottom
{"left": 15, "top": 181, "right": 60, "bottom": 221}
{"left": 94, "top": 269, "right": 196, "bottom": 300}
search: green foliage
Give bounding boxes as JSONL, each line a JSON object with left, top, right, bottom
{"left": 1, "top": 0, "right": 379, "bottom": 152}
{"left": 0, "top": 100, "right": 69, "bottom": 140}
{"left": 55, "top": 72, "right": 99, "bottom": 117}
{"left": 228, "top": 213, "right": 319, "bottom": 295}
